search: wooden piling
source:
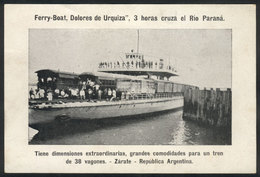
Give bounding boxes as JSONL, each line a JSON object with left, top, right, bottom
{"left": 183, "top": 87, "right": 231, "bottom": 128}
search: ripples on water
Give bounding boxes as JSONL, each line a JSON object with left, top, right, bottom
{"left": 30, "top": 109, "right": 231, "bottom": 145}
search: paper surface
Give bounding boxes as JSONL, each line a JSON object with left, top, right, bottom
{"left": 4, "top": 4, "right": 256, "bottom": 173}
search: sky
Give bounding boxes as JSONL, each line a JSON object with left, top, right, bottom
{"left": 29, "top": 29, "right": 231, "bottom": 88}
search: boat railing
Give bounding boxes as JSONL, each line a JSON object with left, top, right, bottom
{"left": 98, "top": 61, "right": 177, "bottom": 72}
{"left": 29, "top": 92, "right": 183, "bottom": 105}
{"left": 127, "top": 92, "right": 183, "bottom": 100}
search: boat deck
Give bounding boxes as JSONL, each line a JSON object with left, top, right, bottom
{"left": 29, "top": 95, "right": 184, "bottom": 109}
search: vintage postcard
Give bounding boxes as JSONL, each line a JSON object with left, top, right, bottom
{"left": 4, "top": 4, "right": 256, "bottom": 173}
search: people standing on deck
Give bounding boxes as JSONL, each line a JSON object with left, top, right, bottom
{"left": 89, "top": 80, "right": 95, "bottom": 88}
{"left": 60, "top": 89, "right": 65, "bottom": 98}
{"left": 98, "top": 89, "right": 102, "bottom": 101}
{"left": 103, "top": 88, "right": 108, "bottom": 100}
{"left": 88, "top": 88, "right": 93, "bottom": 101}
{"left": 80, "top": 89, "right": 85, "bottom": 100}
{"left": 116, "top": 89, "right": 121, "bottom": 100}
{"left": 35, "top": 89, "right": 40, "bottom": 99}
{"left": 94, "top": 84, "right": 100, "bottom": 100}
{"left": 110, "top": 89, "right": 117, "bottom": 101}
{"left": 141, "top": 59, "right": 145, "bottom": 68}
{"left": 121, "top": 91, "right": 125, "bottom": 100}
{"left": 131, "top": 61, "right": 134, "bottom": 68}
{"left": 82, "top": 81, "right": 87, "bottom": 90}
{"left": 149, "top": 61, "right": 152, "bottom": 69}
{"left": 54, "top": 89, "right": 60, "bottom": 98}
{"left": 39, "top": 89, "right": 45, "bottom": 99}
{"left": 108, "top": 88, "right": 112, "bottom": 100}
{"left": 88, "top": 80, "right": 95, "bottom": 101}
{"left": 65, "top": 88, "right": 71, "bottom": 98}
{"left": 85, "top": 80, "right": 91, "bottom": 99}
{"left": 145, "top": 61, "right": 148, "bottom": 68}
{"left": 29, "top": 88, "right": 35, "bottom": 99}
{"left": 70, "top": 88, "right": 78, "bottom": 99}
{"left": 47, "top": 88, "right": 53, "bottom": 101}
{"left": 95, "top": 84, "right": 100, "bottom": 91}
{"left": 126, "top": 91, "right": 130, "bottom": 100}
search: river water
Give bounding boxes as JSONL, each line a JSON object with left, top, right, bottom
{"left": 29, "top": 109, "right": 231, "bottom": 145}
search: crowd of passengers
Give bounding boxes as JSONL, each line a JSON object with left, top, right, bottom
{"left": 29, "top": 79, "right": 136, "bottom": 102}
{"left": 98, "top": 60, "right": 176, "bottom": 72}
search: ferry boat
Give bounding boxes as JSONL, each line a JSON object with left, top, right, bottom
{"left": 29, "top": 33, "right": 198, "bottom": 127}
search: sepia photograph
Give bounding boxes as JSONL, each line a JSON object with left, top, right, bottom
{"left": 28, "top": 29, "right": 232, "bottom": 145}
{"left": 4, "top": 4, "right": 256, "bottom": 173}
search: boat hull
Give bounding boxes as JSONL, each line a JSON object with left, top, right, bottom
{"left": 29, "top": 97, "right": 184, "bottom": 126}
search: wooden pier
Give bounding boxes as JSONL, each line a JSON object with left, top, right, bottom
{"left": 183, "top": 87, "right": 231, "bottom": 128}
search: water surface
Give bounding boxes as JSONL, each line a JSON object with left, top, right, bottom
{"left": 30, "top": 110, "right": 231, "bottom": 145}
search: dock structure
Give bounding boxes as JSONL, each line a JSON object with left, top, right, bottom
{"left": 183, "top": 87, "right": 231, "bottom": 128}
